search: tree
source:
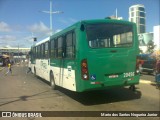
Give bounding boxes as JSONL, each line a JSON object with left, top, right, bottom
{"left": 147, "top": 41, "right": 156, "bottom": 54}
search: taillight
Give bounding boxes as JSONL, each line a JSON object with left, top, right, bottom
{"left": 81, "top": 59, "right": 89, "bottom": 80}
{"left": 140, "top": 60, "right": 144, "bottom": 65}
{"left": 136, "top": 57, "right": 140, "bottom": 74}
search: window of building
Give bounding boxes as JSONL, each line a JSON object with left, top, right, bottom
{"left": 140, "top": 12, "right": 145, "bottom": 17}
{"left": 131, "top": 8, "right": 134, "bottom": 11}
{"left": 138, "top": 7, "right": 144, "bottom": 11}
{"left": 140, "top": 18, "right": 145, "bottom": 25}
{"left": 140, "top": 25, "right": 145, "bottom": 33}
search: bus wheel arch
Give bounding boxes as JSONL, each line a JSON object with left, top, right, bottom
{"left": 129, "top": 85, "right": 136, "bottom": 91}
{"left": 50, "top": 71, "right": 57, "bottom": 90}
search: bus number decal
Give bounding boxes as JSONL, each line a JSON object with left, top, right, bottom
{"left": 124, "top": 72, "right": 134, "bottom": 78}
{"left": 67, "top": 66, "right": 72, "bottom": 76}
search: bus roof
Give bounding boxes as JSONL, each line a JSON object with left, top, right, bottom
{"left": 50, "top": 19, "right": 135, "bottom": 39}
{"left": 34, "top": 37, "right": 50, "bottom": 46}
{"left": 80, "top": 19, "right": 134, "bottom": 24}
{"left": 31, "top": 19, "right": 135, "bottom": 46}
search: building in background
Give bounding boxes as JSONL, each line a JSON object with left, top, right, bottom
{"left": 138, "top": 27, "right": 160, "bottom": 55}
{"left": 128, "top": 4, "right": 159, "bottom": 56}
{"left": 129, "top": 4, "right": 146, "bottom": 34}
{"left": 154, "top": 25, "right": 160, "bottom": 51}
{"left": 138, "top": 32, "right": 153, "bottom": 53}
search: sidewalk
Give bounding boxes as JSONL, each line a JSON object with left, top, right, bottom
{"left": 0, "top": 66, "right": 5, "bottom": 71}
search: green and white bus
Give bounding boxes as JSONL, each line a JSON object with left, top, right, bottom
{"left": 30, "top": 19, "right": 140, "bottom": 92}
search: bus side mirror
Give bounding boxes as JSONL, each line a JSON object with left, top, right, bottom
{"left": 80, "top": 24, "right": 85, "bottom": 31}
{"left": 33, "top": 37, "right": 37, "bottom": 42}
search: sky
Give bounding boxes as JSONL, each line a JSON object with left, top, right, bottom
{"left": 0, "top": 0, "right": 159, "bottom": 48}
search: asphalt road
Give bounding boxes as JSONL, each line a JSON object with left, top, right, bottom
{"left": 0, "top": 65, "right": 159, "bottom": 120}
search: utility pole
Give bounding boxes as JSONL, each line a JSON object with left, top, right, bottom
{"left": 115, "top": 8, "right": 118, "bottom": 19}
{"left": 18, "top": 44, "right": 20, "bottom": 64}
{"left": 41, "top": 0, "right": 63, "bottom": 35}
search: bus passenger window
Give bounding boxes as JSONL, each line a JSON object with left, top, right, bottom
{"left": 50, "top": 40, "right": 54, "bottom": 58}
{"left": 54, "top": 39, "right": 58, "bottom": 58}
{"left": 35, "top": 47, "right": 38, "bottom": 58}
{"left": 45, "top": 42, "right": 49, "bottom": 58}
{"left": 66, "top": 33, "right": 72, "bottom": 58}
{"left": 41, "top": 44, "right": 44, "bottom": 58}
{"left": 86, "top": 24, "right": 133, "bottom": 48}
{"left": 38, "top": 45, "right": 41, "bottom": 58}
{"left": 72, "top": 32, "right": 76, "bottom": 58}
{"left": 58, "top": 37, "right": 63, "bottom": 58}
{"left": 66, "top": 32, "right": 76, "bottom": 59}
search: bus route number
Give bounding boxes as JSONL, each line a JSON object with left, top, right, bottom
{"left": 124, "top": 72, "right": 134, "bottom": 78}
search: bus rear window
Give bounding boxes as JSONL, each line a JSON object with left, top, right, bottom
{"left": 86, "top": 23, "right": 133, "bottom": 48}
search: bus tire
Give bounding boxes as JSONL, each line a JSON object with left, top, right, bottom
{"left": 129, "top": 85, "right": 136, "bottom": 91}
{"left": 50, "top": 72, "right": 57, "bottom": 90}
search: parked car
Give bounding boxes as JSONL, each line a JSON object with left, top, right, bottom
{"left": 138, "top": 54, "right": 156, "bottom": 75}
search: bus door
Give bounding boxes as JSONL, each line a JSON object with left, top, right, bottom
{"left": 59, "top": 57, "right": 64, "bottom": 86}
{"left": 56, "top": 37, "right": 64, "bottom": 86}
{"left": 58, "top": 32, "right": 76, "bottom": 90}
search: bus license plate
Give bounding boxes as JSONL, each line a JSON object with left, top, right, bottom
{"left": 124, "top": 72, "right": 135, "bottom": 78}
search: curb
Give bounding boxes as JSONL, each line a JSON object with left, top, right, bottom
{"left": 140, "top": 79, "right": 155, "bottom": 84}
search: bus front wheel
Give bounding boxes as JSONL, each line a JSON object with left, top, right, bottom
{"left": 129, "top": 85, "right": 136, "bottom": 91}
{"left": 50, "top": 72, "right": 57, "bottom": 90}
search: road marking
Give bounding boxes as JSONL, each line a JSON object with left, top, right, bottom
{"left": 140, "top": 79, "right": 154, "bottom": 84}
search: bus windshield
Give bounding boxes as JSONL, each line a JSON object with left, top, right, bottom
{"left": 86, "top": 23, "right": 133, "bottom": 48}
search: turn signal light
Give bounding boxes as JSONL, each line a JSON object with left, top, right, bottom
{"left": 81, "top": 59, "right": 89, "bottom": 80}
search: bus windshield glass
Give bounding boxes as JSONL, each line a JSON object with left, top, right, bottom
{"left": 86, "top": 23, "right": 133, "bottom": 48}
